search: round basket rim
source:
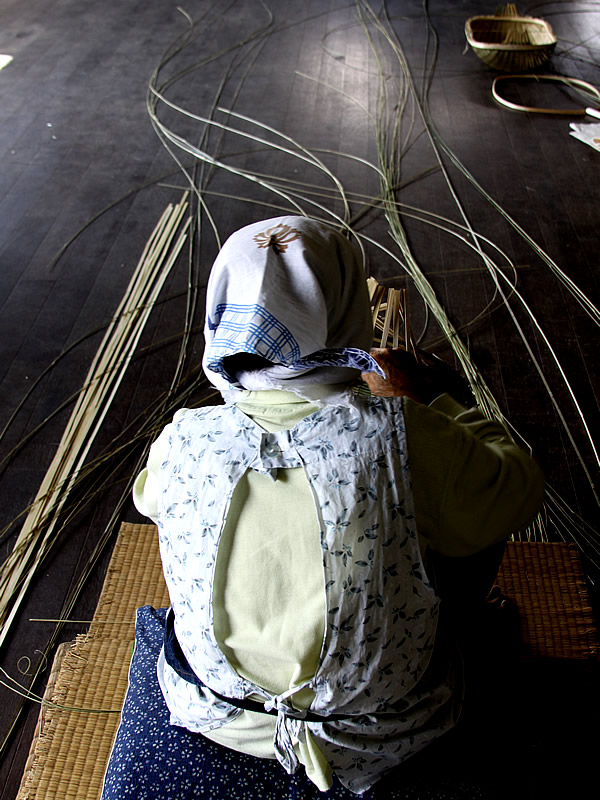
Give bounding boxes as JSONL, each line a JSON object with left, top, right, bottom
{"left": 467, "top": 40, "right": 557, "bottom": 53}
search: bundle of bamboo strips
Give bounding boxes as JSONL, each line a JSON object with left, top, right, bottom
{"left": 368, "top": 277, "right": 420, "bottom": 359}
{"left": 0, "top": 194, "right": 190, "bottom": 650}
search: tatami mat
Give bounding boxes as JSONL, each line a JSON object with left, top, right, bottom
{"left": 17, "top": 523, "right": 168, "bottom": 800}
{"left": 497, "top": 541, "right": 599, "bottom": 660}
{"left": 89, "top": 521, "right": 170, "bottom": 640}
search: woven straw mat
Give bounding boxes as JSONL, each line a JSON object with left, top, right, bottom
{"left": 17, "top": 522, "right": 168, "bottom": 800}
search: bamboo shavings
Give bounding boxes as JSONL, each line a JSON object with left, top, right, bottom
{"left": 357, "top": 1, "right": 505, "bottom": 426}
{"left": 51, "top": 0, "right": 597, "bottom": 580}
{"left": 146, "top": 1, "right": 598, "bottom": 554}
{"left": 0, "top": 194, "right": 190, "bottom": 649}
{"left": 354, "top": 0, "right": 600, "bottom": 562}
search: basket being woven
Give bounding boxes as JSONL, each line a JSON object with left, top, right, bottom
{"left": 465, "top": 4, "right": 557, "bottom": 72}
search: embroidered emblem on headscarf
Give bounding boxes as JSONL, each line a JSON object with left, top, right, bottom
{"left": 253, "top": 224, "right": 301, "bottom": 254}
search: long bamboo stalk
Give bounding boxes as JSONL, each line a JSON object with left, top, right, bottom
{"left": 0, "top": 194, "right": 190, "bottom": 649}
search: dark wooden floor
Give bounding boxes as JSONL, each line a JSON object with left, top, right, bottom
{"left": 0, "top": 1, "right": 599, "bottom": 798}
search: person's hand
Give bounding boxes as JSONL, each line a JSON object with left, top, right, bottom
{"left": 362, "top": 348, "right": 475, "bottom": 406}
{"left": 361, "top": 348, "right": 432, "bottom": 403}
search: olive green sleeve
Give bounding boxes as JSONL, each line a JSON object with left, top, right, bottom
{"left": 404, "top": 394, "right": 545, "bottom": 557}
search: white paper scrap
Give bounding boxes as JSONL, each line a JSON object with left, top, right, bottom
{"left": 570, "top": 122, "right": 600, "bottom": 152}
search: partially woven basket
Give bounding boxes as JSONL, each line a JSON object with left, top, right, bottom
{"left": 465, "top": 4, "right": 557, "bottom": 72}
{"left": 368, "top": 277, "right": 418, "bottom": 354}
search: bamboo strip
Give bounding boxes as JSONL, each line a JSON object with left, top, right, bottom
{"left": 0, "top": 195, "right": 189, "bottom": 649}
{"left": 369, "top": 277, "right": 420, "bottom": 361}
{"left": 492, "top": 74, "right": 600, "bottom": 115}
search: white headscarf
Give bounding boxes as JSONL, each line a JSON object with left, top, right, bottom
{"left": 202, "top": 216, "right": 384, "bottom": 405}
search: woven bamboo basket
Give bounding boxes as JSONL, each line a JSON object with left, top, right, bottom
{"left": 465, "top": 4, "right": 557, "bottom": 72}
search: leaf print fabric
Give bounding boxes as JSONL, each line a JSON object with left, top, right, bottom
{"left": 154, "top": 395, "right": 459, "bottom": 793}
